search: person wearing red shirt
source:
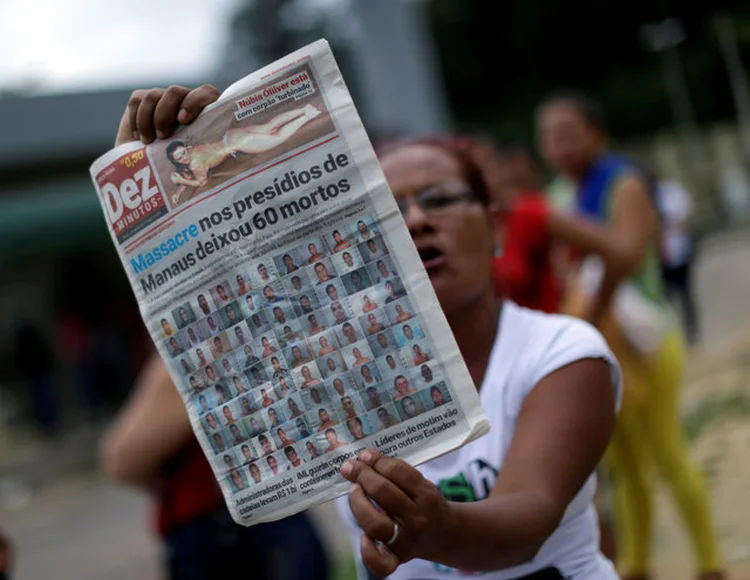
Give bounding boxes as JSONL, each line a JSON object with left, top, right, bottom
{"left": 102, "top": 354, "right": 328, "bottom": 580}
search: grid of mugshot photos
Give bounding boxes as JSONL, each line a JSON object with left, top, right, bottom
{"left": 156, "top": 215, "right": 453, "bottom": 495}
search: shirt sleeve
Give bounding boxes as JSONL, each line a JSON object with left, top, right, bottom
{"left": 526, "top": 316, "right": 622, "bottom": 412}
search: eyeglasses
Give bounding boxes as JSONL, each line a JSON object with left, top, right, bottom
{"left": 395, "top": 184, "right": 479, "bottom": 217}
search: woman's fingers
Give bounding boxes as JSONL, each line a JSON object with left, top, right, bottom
{"left": 177, "top": 84, "right": 220, "bottom": 125}
{"left": 118, "top": 84, "right": 220, "bottom": 147}
{"left": 134, "top": 88, "right": 165, "bottom": 144}
{"left": 343, "top": 457, "right": 416, "bottom": 527}
{"left": 153, "top": 85, "right": 191, "bottom": 139}
{"left": 348, "top": 484, "right": 397, "bottom": 544}
{"left": 360, "top": 534, "right": 400, "bottom": 578}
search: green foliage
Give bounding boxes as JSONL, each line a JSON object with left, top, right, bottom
{"left": 425, "top": 0, "right": 750, "bottom": 142}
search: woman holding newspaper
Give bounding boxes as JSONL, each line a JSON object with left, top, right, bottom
{"left": 120, "top": 86, "right": 620, "bottom": 580}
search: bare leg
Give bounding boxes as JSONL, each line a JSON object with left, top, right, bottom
{"left": 226, "top": 109, "right": 318, "bottom": 154}
{"left": 251, "top": 107, "right": 310, "bottom": 134}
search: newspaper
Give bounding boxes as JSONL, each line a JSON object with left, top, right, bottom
{"left": 89, "top": 40, "right": 490, "bottom": 525}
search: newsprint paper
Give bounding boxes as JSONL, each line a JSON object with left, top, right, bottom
{"left": 89, "top": 40, "right": 490, "bottom": 525}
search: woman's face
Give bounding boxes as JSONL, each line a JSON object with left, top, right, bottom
{"left": 380, "top": 145, "right": 494, "bottom": 315}
{"left": 173, "top": 145, "right": 190, "bottom": 164}
{"left": 537, "top": 103, "right": 601, "bottom": 177}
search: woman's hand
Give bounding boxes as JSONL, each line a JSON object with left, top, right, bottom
{"left": 114, "top": 84, "right": 221, "bottom": 147}
{"left": 341, "top": 449, "right": 453, "bottom": 577}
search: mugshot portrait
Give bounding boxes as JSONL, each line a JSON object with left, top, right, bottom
{"left": 351, "top": 290, "right": 384, "bottom": 317}
{"left": 219, "top": 301, "right": 243, "bottom": 329}
{"left": 260, "top": 281, "right": 286, "bottom": 307}
{"left": 359, "top": 308, "right": 391, "bottom": 338}
{"left": 273, "top": 248, "right": 303, "bottom": 277}
{"left": 217, "top": 354, "right": 240, "bottom": 378}
{"left": 367, "top": 255, "right": 397, "bottom": 284}
{"left": 194, "top": 292, "right": 213, "bottom": 317}
{"left": 254, "top": 261, "right": 278, "bottom": 287}
{"left": 371, "top": 404, "right": 400, "bottom": 432}
{"left": 332, "top": 246, "right": 363, "bottom": 274}
{"left": 318, "top": 352, "right": 348, "bottom": 379}
{"left": 267, "top": 302, "right": 296, "bottom": 328}
{"left": 357, "top": 235, "right": 389, "bottom": 263}
{"left": 301, "top": 437, "right": 322, "bottom": 461}
{"left": 234, "top": 442, "right": 257, "bottom": 469}
{"left": 282, "top": 269, "right": 312, "bottom": 295}
{"left": 327, "top": 373, "right": 357, "bottom": 399}
{"left": 274, "top": 374, "right": 297, "bottom": 399}
{"left": 340, "top": 341, "right": 375, "bottom": 371}
{"left": 354, "top": 361, "right": 382, "bottom": 390}
{"left": 184, "top": 323, "right": 205, "bottom": 348}
{"left": 264, "top": 405, "right": 286, "bottom": 429}
{"left": 314, "top": 280, "right": 347, "bottom": 313}
{"left": 384, "top": 296, "right": 415, "bottom": 326}
{"left": 254, "top": 432, "right": 276, "bottom": 456}
{"left": 393, "top": 320, "right": 425, "bottom": 348}
{"left": 165, "top": 333, "right": 187, "bottom": 358}
{"left": 248, "top": 311, "right": 272, "bottom": 339}
{"left": 345, "top": 414, "right": 374, "bottom": 442}
{"left": 283, "top": 444, "right": 305, "bottom": 470}
{"left": 291, "top": 290, "right": 321, "bottom": 318}
{"left": 321, "top": 424, "right": 349, "bottom": 453}
{"left": 241, "top": 291, "right": 260, "bottom": 318}
{"left": 244, "top": 362, "right": 269, "bottom": 387}
{"left": 284, "top": 394, "right": 306, "bottom": 420}
{"left": 237, "top": 394, "right": 258, "bottom": 418}
{"left": 211, "top": 281, "right": 235, "bottom": 309}
{"left": 199, "top": 313, "right": 225, "bottom": 338}
{"left": 294, "top": 364, "right": 323, "bottom": 391}
{"left": 172, "top": 303, "right": 197, "bottom": 330}
{"left": 361, "top": 383, "right": 392, "bottom": 412}
{"left": 310, "top": 258, "right": 338, "bottom": 287}
{"left": 325, "top": 298, "right": 354, "bottom": 328}
{"left": 302, "top": 309, "right": 328, "bottom": 338}
{"left": 194, "top": 391, "right": 215, "bottom": 415}
{"left": 229, "top": 320, "right": 253, "bottom": 349}
{"left": 176, "top": 354, "right": 197, "bottom": 376}
{"left": 337, "top": 393, "right": 365, "bottom": 422}
{"left": 326, "top": 227, "right": 354, "bottom": 254}
{"left": 421, "top": 381, "right": 452, "bottom": 411}
{"left": 312, "top": 330, "right": 339, "bottom": 358}
{"left": 341, "top": 267, "right": 373, "bottom": 296}
{"left": 232, "top": 270, "right": 252, "bottom": 297}
{"left": 335, "top": 320, "right": 362, "bottom": 348}
{"left": 220, "top": 449, "right": 241, "bottom": 473}
{"left": 273, "top": 424, "right": 301, "bottom": 449}
{"left": 274, "top": 320, "right": 305, "bottom": 350}
{"left": 209, "top": 332, "right": 232, "bottom": 359}
{"left": 368, "top": 329, "right": 398, "bottom": 358}
{"left": 351, "top": 216, "right": 379, "bottom": 243}
{"left": 246, "top": 413, "right": 268, "bottom": 438}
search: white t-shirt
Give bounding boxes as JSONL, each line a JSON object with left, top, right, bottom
{"left": 336, "top": 301, "right": 621, "bottom": 580}
{"left": 657, "top": 179, "right": 694, "bottom": 268}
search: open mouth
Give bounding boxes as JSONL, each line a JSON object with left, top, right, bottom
{"left": 417, "top": 246, "right": 445, "bottom": 270}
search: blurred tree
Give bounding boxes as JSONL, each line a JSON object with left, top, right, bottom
{"left": 226, "top": 0, "right": 359, "bottom": 100}
{"left": 426, "top": 0, "right": 750, "bottom": 143}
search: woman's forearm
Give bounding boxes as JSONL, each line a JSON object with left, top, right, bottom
{"left": 430, "top": 492, "right": 562, "bottom": 572}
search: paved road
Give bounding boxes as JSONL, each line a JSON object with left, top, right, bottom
{"left": 2, "top": 228, "right": 749, "bottom": 580}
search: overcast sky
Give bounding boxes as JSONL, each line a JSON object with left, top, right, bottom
{"left": 0, "top": 0, "right": 242, "bottom": 94}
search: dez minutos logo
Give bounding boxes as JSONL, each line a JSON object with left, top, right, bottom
{"left": 96, "top": 147, "right": 169, "bottom": 244}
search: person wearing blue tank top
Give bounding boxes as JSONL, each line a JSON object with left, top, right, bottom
{"left": 537, "top": 91, "right": 724, "bottom": 580}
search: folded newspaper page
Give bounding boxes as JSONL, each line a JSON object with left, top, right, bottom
{"left": 89, "top": 39, "right": 490, "bottom": 525}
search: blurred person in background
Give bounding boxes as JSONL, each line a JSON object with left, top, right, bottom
{"left": 0, "top": 528, "right": 12, "bottom": 580}
{"left": 102, "top": 353, "right": 329, "bottom": 580}
{"left": 537, "top": 90, "right": 723, "bottom": 580}
{"left": 462, "top": 135, "right": 617, "bottom": 559}
{"left": 11, "top": 319, "right": 60, "bottom": 436}
{"left": 657, "top": 179, "right": 699, "bottom": 346}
